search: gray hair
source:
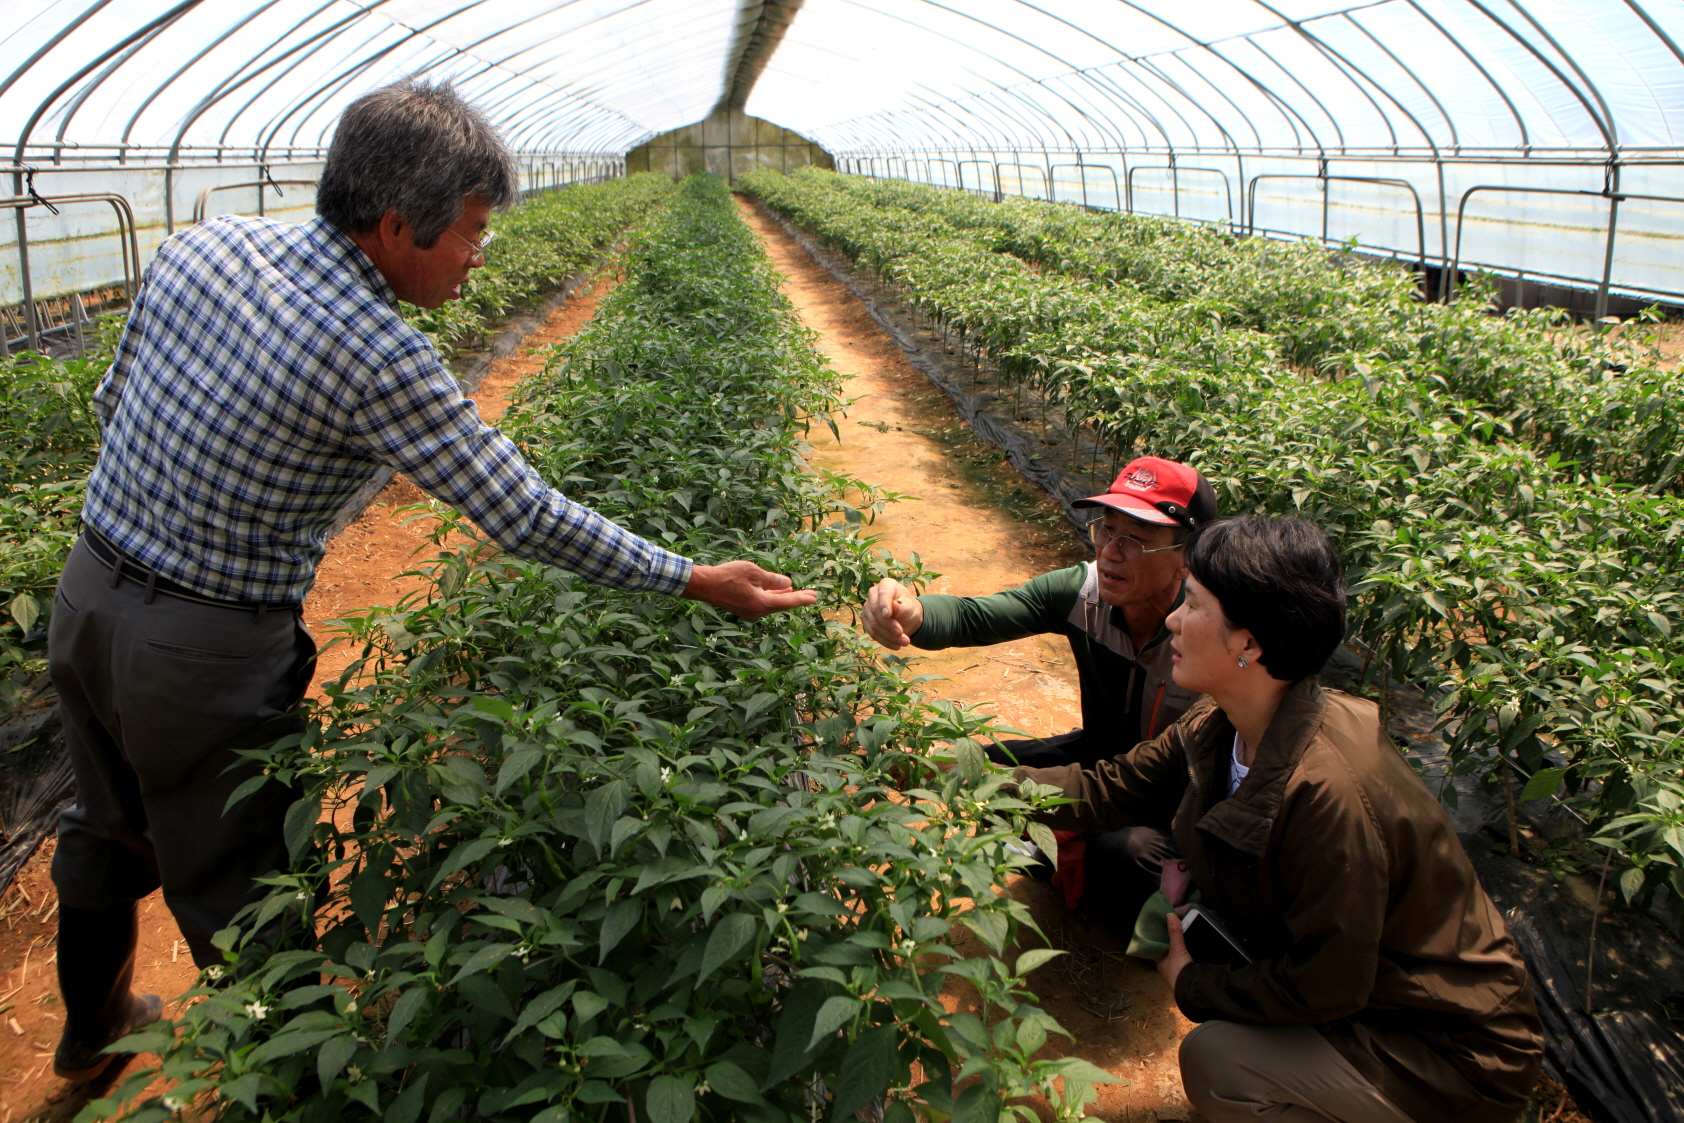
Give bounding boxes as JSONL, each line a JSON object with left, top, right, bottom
{"left": 316, "top": 77, "right": 520, "bottom": 247}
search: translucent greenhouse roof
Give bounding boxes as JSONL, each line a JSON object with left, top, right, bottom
{"left": 4, "top": 0, "right": 1682, "bottom": 161}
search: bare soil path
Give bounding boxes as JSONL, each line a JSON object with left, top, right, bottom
{"left": 0, "top": 271, "right": 618, "bottom": 1123}
{"left": 739, "top": 196, "right": 1197, "bottom": 1121}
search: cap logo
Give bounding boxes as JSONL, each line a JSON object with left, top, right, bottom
{"left": 1118, "top": 466, "right": 1158, "bottom": 492}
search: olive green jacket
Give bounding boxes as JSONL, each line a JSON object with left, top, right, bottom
{"left": 1020, "top": 679, "right": 1543, "bottom": 1123}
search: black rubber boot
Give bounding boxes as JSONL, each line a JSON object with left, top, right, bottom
{"left": 53, "top": 902, "right": 162, "bottom": 1082}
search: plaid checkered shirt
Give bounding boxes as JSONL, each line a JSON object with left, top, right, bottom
{"left": 83, "top": 214, "right": 692, "bottom": 605}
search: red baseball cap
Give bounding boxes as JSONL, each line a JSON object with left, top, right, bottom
{"left": 1073, "top": 456, "right": 1216, "bottom": 528}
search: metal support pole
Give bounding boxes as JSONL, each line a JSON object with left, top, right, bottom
{"left": 72, "top": 291, "right": 86, "bottom": 354}
{"left": 1435, "top": 159, "right": 1450, "bottom": 302}
{"left": 1596, "top": 162, "right": 1621, "bottom": 320}
{"left": 13, "top": 169, "right": 39, "bottom": 353}
{"left": 165, "top": 165, "right": 175, "bottom": 234}
{"left": 1320, "top": 156, "right": 1330, "bottom": 246}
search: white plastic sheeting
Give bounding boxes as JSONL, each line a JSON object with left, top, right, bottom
{"left": 2, "top": 0, "right": 744, "bottom": 161}
{"left": 754, "top": 0, "right": 1684, "bottom": 305}
{"left": 749, "top": 0, "right": 1684, "bottom": 154}
{"left": 2, "top": 0, "right": 1682, "bottom": 307}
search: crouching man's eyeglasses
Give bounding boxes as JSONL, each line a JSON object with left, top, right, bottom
{"left": 1088, "top": 519, "right": 1185, "bottom": 561}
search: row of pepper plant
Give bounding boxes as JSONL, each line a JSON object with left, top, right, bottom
{"left": 0, "top": 175, "right": 677, "bottom": 715}
{"left": 91, "top": 175, "right": 1115, "bottom": 1123}
{"left": 399, "top": 173, "right": 676, "bottom": 357}
{"left": 0, "top": 318, "right": 119, "bottom": 711}
{"left": 743, "top": 167, "right": 1684, "bottom": 929}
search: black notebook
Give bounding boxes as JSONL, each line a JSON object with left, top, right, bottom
{"left": 1181, "top": 903, "right": 1252, "bottom": 966}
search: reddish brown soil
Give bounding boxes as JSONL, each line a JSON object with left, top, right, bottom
{"left": 740, "top": 197, "right": 1197, "bottom": 1120}
{"left": 0, "top": 272, "right": 617, "bottom": 1123}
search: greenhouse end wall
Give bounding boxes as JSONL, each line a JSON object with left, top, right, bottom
{"left": 626, "top": 108, "right": 832, "bottom": 185}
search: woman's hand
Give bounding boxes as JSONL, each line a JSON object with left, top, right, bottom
{"left": 1157, "top": 912, "right": 1194, "bottom": 992}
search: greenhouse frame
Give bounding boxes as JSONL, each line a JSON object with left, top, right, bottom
{"left": 9, "top": 3, "right": 1684, "bottom": 1122}
{"left": 4, "top": 0, "right": 1683, "bottom": 354}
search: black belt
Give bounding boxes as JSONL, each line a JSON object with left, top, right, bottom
{"left": 81, "top": 527, "right": 299, "bottom": 617}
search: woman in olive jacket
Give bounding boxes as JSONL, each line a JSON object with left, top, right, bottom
{"left": 1017, "top": 516, "right": 1542, "bottom": 1123}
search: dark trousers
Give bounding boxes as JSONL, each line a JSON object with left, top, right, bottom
{"left": 48, "top": 538, "right": 313, "bottom": 970}
{"left": 988, "top": 729, "right": 1176, "bottom": 928}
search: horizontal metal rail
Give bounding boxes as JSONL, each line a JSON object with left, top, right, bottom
{"left": 1248, "top": 173, "right": 1428, "bottom": 281}
{"left": 1450, "top": 183, "right": 1684, "bottom": 316}
{"left": 191, "top": 178, "right": 317, "bottom": 224}
{"left": 2, "top": 190, "right": 140, "bottom": 355}
{"left": 1128, "top": 165, "right": 1235, "bottom": 223}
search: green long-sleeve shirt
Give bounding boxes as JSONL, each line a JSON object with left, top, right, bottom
{"left": 912, "top": 562, "right": 1199, "bottom": 766}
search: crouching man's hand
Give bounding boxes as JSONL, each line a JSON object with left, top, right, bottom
{"left": 683, "top": 561, "right": 817, "bottom": 621}
{"left": 862, "top": 577, "right": 924, "bottom": 649}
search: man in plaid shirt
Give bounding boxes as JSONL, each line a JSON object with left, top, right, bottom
{"left": 46, "top": 79, "right": 814, "bottom": 1082}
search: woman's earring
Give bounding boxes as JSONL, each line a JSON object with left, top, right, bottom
{"left": 1237, "top": 655, "right": 1248, "bottom": 669}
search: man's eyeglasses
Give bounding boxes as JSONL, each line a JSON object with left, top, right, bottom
{"left": 445, "top": 227, "right": 497, "bottom": 259}
{"left": 1088, "top": 519, "right": 1184, "bottom": 561}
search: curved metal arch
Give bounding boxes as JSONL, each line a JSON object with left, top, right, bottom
{"left": 912, "top": 0, "right": 1191, "bottom": 149}
{"left": 1461, "top": 0, "right": 1617, "bottom": 151}
{"left": 930, "top": 94, "right": 1044, "bottom": 151}
{"left": 409, "top": 0, "right": 736, "bottom": 130}
{"left": 214, "top": 17, "right": 399, "bottom": 157}
{"left": 753, "top": 34, "right": 1084, "bottom": 153}
{"left": 1040, "top": 70, "right": 1163, "bottom": 153}
{"left": 1341, "top": 12, "right": 1459, "bottom": 150}
{"left": 811, "top": 58, "right": 1173, "bottom": 154}
{"left": 1004, "top": 0, "right": 1242, "bottom": 153}
{"left": 1080, "top": 57, "right": 1230, "bottom": 151}
{"left": 52, "top": 17, "right": 179, "bottom": 157}
{"left": 1102, "top": 0, "right": 1330, "bottom": 152}
{"left": 119, "top": 0, "right": 315, "bottom": 154}
{"left": 13, "top": 0, "right": 202, "bottom": 165}
{"left": 1259, "top": 5, "right": 1452, "bottom": 156}
{"left": 1402, "top": 0, "right": 1529, "bottom": 148}
{"left": 0, "top": 0, "right": 122, "bottom": 105}
{"left": 1182, "top": 42, "right": 1316, "bottom": 154}
{"left": 1625, "top": 0, "right": 1684, "bottom": 71}
{"left": 1057, "top": 58, "right": 1200, "bottom": 150}
{"left": 237, "top": 1, "right": 515, "bottom": 157}
{"left": 262, "top": 40, "right": 460, "bottom": 161}
{"left": 1004, "top": 78, "right": 1120, "bottom": 152}
{"left": 983, "top": 85, "right": 1081, "bottom": 150}
{"left": 494, "top": 82, "right": 671, "bottom": 151}
{"left": 1077, "top": 50, "right": 1243, "bottom": 153}
{"left": 807, "top": 0, "right": 1177, "bottom": 149}
{"left": 526, "top": 111, "right": 645, "bottom": 154}
{"left": 1236, "top": 36, "right": 1347, "bottom": 150}
{"left": 870, "top": 90, "right": 991, "bottom": 154}
{"left": 482, "top": 92, "right": 639, "bottom": 153}
{"left": 1131, "top": 55, "right": 1253, "bottom": 150}
{"left": 168, "top": 0, "right": 403, "bottom": 162}
{"left": 1248, "top": 5, "right": 1408, "bottom": 151}
{"left": 272, "top": 1, "right": 730, "bottom": 150}
{"left": 1504, "top": 0, "right": 1620, "bottom": 148}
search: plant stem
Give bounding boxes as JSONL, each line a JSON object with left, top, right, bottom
{"left": 1585, "top": 846, "right": 1613, "bottom": 1016}
{"left": 1500, "top": 746, "right": 1522, "bottom": 858}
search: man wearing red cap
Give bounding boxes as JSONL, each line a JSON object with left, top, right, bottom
{"left": 862, "top": 456, "right": 1217, "bottom": 922}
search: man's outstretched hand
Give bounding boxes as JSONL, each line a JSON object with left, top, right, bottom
{"left": 862, "top": 577, "right": 924, "bottom": 649}
{"left": 683, "top": 561, "right": 817, "bottom": 621}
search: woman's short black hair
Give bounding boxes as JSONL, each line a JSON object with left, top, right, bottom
{"left": 1184, "top": 516, "right": 1346, "bottom": 682}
